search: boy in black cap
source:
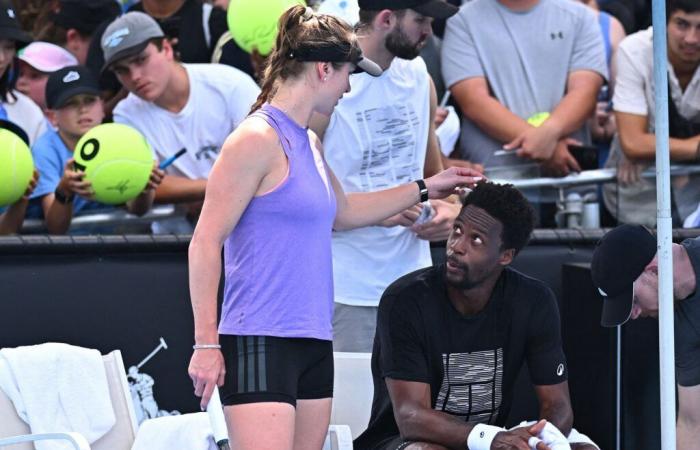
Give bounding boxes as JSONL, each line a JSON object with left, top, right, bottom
{"left": 30, "top": 65, "right": 163, "bottom": 234}
{"left": 591, "top": 224, "right": 700, "bottom": 448}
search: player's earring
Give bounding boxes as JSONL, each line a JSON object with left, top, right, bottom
{"left": 323, "top": 76, "right": 328, "bottom": 81}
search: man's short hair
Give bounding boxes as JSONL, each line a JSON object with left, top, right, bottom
{"left": 667, "top": 0, "right": 700, "bottom": 19}
{"left": 462, "top": 182, "right": 535, "bottom": 255}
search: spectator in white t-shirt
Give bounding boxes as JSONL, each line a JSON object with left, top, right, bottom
{"left": 603, "top": 0, "right": 700, "bottom": 227}
{"left": 102, "top": 12, "right": 260, "bottom": 229}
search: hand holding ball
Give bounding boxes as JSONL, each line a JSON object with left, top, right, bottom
{"left": 0, "top": 128, "right": 34, "bottom": 207}
{"left": 73, "top": 123, "right": 154, "bottom": 205}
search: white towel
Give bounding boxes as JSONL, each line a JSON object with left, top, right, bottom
{"left": 0, "top": 343, "right": 116, "bottom": 450}
{"left": 131, "top": 412, "right": 218, "bottom": 450}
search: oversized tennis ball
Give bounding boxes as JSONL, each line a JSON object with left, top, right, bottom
{"left": 527, "top": 112, "right": 550, "bottom": 127}
{"left": 73, "top": 123, "right": 153, "bottom": 205}
{"left": 227, "top": 0, "right": 306, "bottom": 56}
{"left": 0, "top": 129, "right": 34, "bottom": 207}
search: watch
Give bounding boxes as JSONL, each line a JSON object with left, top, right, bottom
{"left": 54, "top": 188, "right": 74, "bottom": 204}
{"left": 415, "top": 179, "right": 429, "bottom": 202}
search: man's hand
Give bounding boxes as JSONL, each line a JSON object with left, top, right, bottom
{"left": 413, "top": 199, "right": 459, "bottom": 241}
{"left": 541, "top": 140, "right": 581, "bottom": 177}
{"left": 505, "top": 123, "right": 561, "bottom": 161}
{"left": 492, "top": 420, "right": 551, "bottom": 450}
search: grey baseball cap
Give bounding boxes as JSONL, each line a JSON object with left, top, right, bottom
{"left": 101, "top": 12, "right": 164, "bottom": 71}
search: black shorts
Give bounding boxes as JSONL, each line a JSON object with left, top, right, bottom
{"left": 219, "top": 335, "right": 334, "bottom": 407}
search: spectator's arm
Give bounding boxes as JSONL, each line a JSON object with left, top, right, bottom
{"left": 534, "top": 382, "right": 574, "bottom": 437}
{"left": 0, "top": 201, "right": 29, "bottom": 235}
{"left": 677, "top": 384, "right": 700, "bottom": 450}
{"left": 43, "top": 160, "right": 92, "bottom": 235}
{"left": 126, "top": 163, "right": 165, "bottom": 216}
{"left": 546, "top": 70, "right": 603, "bottom": 139}
{"left": 43, "top": 193, "right": 73, "bottom": 235}
{"left": 154, "top": 175, "right": 208, "bottom": 203}
{"left": 0, "top": 170, "right": 39, "bottom": 234}
{"left": 424, "top": 78, "right": 445, "bottom": 178}
{"left": 615, "top": 112, "right": 699, "bottom": 161}
{"left": 451, "top": 76, "right": 531, "bottom": 143}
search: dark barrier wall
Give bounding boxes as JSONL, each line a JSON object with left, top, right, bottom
{"left": 3, "top": 230, "right": 698, "bottom": 446}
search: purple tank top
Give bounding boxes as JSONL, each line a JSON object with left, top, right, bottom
{"left": 219, "top": 104, "right": 337, "bottom": 340}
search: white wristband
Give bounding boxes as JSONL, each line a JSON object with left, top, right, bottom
{"left": 467, "top": 423, "right": 503, "bottom": 450}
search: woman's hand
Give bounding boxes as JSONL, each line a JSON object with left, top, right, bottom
{"left": 424, "top": 166, "right": 483, "bottom": 199}
{"left": 188, "top": 348, "right": 226, "bottom": 411}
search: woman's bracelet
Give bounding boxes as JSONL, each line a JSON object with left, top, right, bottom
{"left": 193, "top": 344, "right": 221, "bottom": 350}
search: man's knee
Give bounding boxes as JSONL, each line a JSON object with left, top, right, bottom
{"left": 404, "top": 443, "right": 449, "bottom": 450}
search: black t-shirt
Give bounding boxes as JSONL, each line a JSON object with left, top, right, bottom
{"left": 354, "top": 265, "right": 568, "bottom": 450}
{"left": 676, "top": 237, "right": 700, "bottom": 386}
{"left": 129, "top": 0, "right": 227, "bottom": 64}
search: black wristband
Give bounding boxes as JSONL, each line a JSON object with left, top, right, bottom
{"left": 54, "top": 188, "right": 74, "bottom": 204}
{"left": 415, "top": 179, "right": 429, "bottom": 202}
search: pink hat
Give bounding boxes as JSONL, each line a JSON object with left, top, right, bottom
{"left": 17, "top": 41, "right": 78, "bottom": 73}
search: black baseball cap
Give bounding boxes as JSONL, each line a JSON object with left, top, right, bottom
{"left": 289, "top": 41, "right": 383, "bottom": 76}
{"left": 591, "top": 224, "right": 657, "bottom": 327}
{"left": 45, "top": 65, "right": 101, "bottom": 110}
{"left": 357, "top": 0, "right": 459, "bottom": 19}
{"left": 0, "top": 0, "right": 31, "bottom": 48}
{"left": 51, "top": 0, "right": 121, "bottom": 36}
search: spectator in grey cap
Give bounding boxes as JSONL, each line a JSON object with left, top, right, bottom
{"left": 591, "top": 224, "right": 700, "bottom": 449}
{"left": 102, "top": 11, "right": 260, "bottom": 233}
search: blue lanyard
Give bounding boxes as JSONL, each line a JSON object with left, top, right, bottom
{"left": 0, "top": 103, "right": 8, "bottom": 121}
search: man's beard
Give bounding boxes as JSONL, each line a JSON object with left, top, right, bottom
{"left": 445, "top": 259, "right": 481, "bottom": 290}
{"left": 385, "top": 26, "right": 424, "bottom": 60}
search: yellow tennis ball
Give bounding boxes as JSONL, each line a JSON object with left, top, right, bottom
{"left": 73, "top": 123, "right": 153, "bottom": 205}
{"left": 527, "top": 112, "right": 550, "bottom": 127}
{"left": 0, "top": 129, "right": 34, "bottom": 207}
{"left": 227, "top": 0, "right": 306, "bottom": 56}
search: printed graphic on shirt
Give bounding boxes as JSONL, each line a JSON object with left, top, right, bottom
{"left": 434, "top": 348, "right": 504, "bottom": 424}
{"left": 355, "top": 104, "right": 422, "bottom": 191}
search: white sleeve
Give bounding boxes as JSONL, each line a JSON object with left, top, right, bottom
{"left": 612, "top": 40, "right": 648, "bottom": 116}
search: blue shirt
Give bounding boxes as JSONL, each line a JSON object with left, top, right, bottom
{"left": 30, "top": 129, "right": 113, "bottom": 216}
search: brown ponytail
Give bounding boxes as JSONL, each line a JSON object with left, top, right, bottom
{"left": 249, "top": 4, "right": 357, "bottom": 114}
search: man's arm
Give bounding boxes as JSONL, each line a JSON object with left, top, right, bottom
{"left": 153, "top": 175, "right": 208, "bottom": 204}
{"left": 425, "top": 78, "right": 445, "bottom": 177}
{"left": 450, "top": 77, "right": 530, "bottom": 144}
{"left": 387, "top": 378, "right": 546, "bottom": 449}
{"left": 615, "top": 112, "right": 700, "bottom": 161}
{"left": 677, "top": 384, "right": 700, "bottom": 450}
{"left": 534, "top": 382, "right": 574, "bottom": 436}
{"left": 387, "top": 378, "right": 471, "bottom": 447}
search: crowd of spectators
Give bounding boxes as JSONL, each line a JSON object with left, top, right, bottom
{"left": 0, "top": 0, "right": 685, "bottom": 236}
